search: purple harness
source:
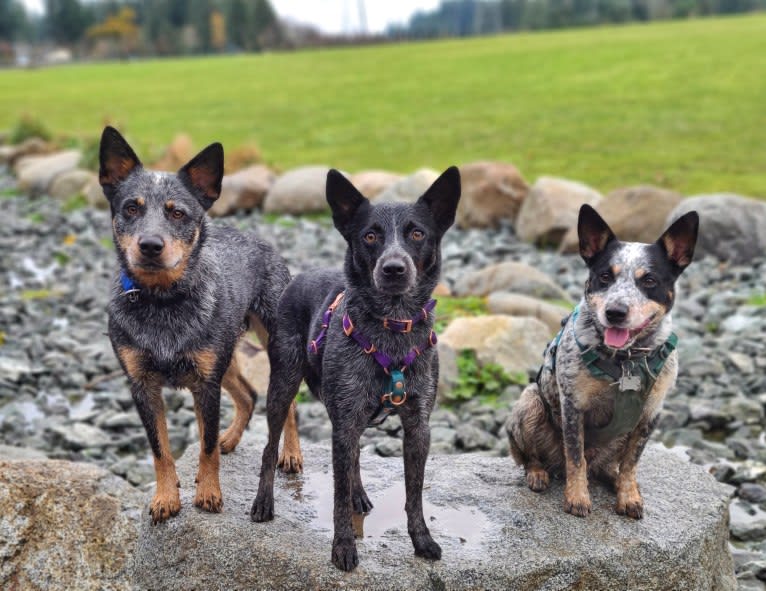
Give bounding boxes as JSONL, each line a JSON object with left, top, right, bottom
{"left": 308, "top": 292, "right": 438, "bottom": 424}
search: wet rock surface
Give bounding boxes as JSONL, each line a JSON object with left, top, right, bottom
{"left": 132, "top": 433, "right": 734, "bottom": 590}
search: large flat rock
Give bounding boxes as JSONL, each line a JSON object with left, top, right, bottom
{"left": 131, "top": 418, "right": 735, "bottom": 590}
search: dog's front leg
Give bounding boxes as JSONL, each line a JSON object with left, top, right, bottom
{"left": 401, "top": 411, "right": 442, "bottom": 560}
{"left": 192, "top": 382, "right": 223, "bottom": 513}
{"left": 561, "top": 394, "right": 591, "bottom": 517}
{"left": 615, "top": 415, "right": 658, "bottom": 519}
{"left": 331, "top": 427, "right": 361, "bottom": 571}
{"left": 131, "top": 376, "right": 181, "bottom": 524}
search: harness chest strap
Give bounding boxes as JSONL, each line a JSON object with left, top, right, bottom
{"left": 538, "top": 305, "right": 678, "bottom": 446}
{"left": 307, "top": 291, "right": 438, "bottom": 426}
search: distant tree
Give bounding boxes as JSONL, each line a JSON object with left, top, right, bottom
{"left": 45, "top": 0, "right": 93, "bottom": 44}
{"left": 499, "top": 0, "right": 524, "bottom": 29}
{"left": 189, "top": 0, "right": 211, "bottom": 51}
{"left": 86, "top": 6, "right": 139, "bottom": 55}
{"left": 227, "top": 0, "right": 252, "bottom": 50}
{"left": 252, "top": 0, "right": 281, "bottom": 48}
{"left": 0, "top": 0, "right": 29, "bottom": 42}
{"left": 210, "top": 8, "right": 225, "bottom": 51}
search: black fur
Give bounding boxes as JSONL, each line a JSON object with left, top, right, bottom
{"left": 251, "top": 167, "right": 461, "bottom": 571}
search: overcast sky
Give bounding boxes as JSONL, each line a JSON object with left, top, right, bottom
{"left": 20, "top": 0, "right": 442, "bottom": 34}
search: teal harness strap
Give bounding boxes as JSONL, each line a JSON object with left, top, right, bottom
{"left": 539, "top": 305, "right": 678, "bottom": 446}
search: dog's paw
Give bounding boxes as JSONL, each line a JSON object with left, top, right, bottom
{"left": 526, "top": 467, "right": 550, "bottom": 492}
{"left": 413, "top": 534, "right": 442, "bottom": 561}
{"left": 616, "top": 492, "right": 644, "bottom": 519}
{"left": 352, "top": 487, "right": 374, "bottom": 514}
{"left": 563, "top": 493, "right": 592, "bottom": 517}
{"left": 194, "top": 483, "right": 223, "bottom": 513}
{"left": 331, "top": 538, "right": 359, "bottom": 572}
{"left": 219, "top": 428, "right": 242, "bottom": 454}
{"left": 277, "top": 450, "right": 304, "bottom": 474}
{"left": 250, "top": 494, "right": 274, "bottom": 522}
{"left": 149, "top": 490, "right": 181, "bottom": 525}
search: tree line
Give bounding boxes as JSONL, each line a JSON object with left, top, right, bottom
{"left": 0, "top": 0, "right": 282, "bottom": 56}
{"left": 389, "top": 0, "right": 765, "bottom": 37}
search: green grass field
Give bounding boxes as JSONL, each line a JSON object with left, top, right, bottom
{"left": 1, "top": 14, "right": 764, "bottom": 196}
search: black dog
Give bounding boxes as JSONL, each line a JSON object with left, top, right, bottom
{"left": 251, "top": 167, "right": 461, "bottom": 571}
{"left": 99, "top": 127, "right": 297, "bottom": 524}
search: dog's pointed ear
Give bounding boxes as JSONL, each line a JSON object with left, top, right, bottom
{"left": 99, "top": 126, "right": 141, "bottom": 201}
{"left": 326, "top": 169, "right": 369, "bottom": 239}
{"left": 416, "top": 166, "right": 461, "bottom": 235}
{"left": 578, "top": 204, "right": 616, "bottom": 265}
{"left": 178, "top": 142, "right": 224, "bottom": 210}
{"left": 657, "top": 210, "right": 699, "bottom": 273}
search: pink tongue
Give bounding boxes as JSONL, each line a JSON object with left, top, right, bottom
{"left": 604, "top": 327, "right": 630, "bottom": 348}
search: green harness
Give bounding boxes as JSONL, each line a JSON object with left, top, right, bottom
{"left": 541, "top": 306, "right": 677, "bottom": 447}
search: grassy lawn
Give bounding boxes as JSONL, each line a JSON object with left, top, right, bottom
{"left": 1, "top": 14, "right": 764, "bottom": 197}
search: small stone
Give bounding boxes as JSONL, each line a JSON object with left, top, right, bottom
{"left": 375, "top": 438, "right": 402, "bottom": 457}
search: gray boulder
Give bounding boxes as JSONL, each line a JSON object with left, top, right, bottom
{"left": 487, "top": 291, "right": 572, "bottom": 333}
{"left": 559, "top": 185, "right": 683, "bottom": 253}
{"left": 666, "top": 194, "right": 766, "bottom": 263}
{"left": 209, "top": 164, "right": 275, "bottom": 217}
{"left": 132, "top": 432, "right": 735, "bottom": 590}
{"left": 439, "top": 315, "right": 552, "bottom": 378}
{"left": 15, "top": 150, "right": 82, "bottom": 196}
{"left": 453, "top": 260, "right": 570, "bottom": 301}
{"left": 0, "top": 459, "right": 143, "bottom": 591}
{"left": 375, "top": 168, "right": 438, "bottom": 203}
{"left": 350, "top": 170, "right": 403, "bottom": 199}
{"left": 456, "top": 161, "right": 529, "bottom": 229}
{"left": 516, "top": 176, "right": 602, "bottom": 247}
{"left": 263, "top": 166, "right": 334, "bottom": 215}
{"left": 48, "top": 168, "right": 97, "bottom": 201}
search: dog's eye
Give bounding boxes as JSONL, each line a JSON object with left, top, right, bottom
{"left": 411, "top": 229, "right": 425, "bottom": 241}
{"left": 642, "top": 275, "right": 658, "bottom": 288}
{"left": 124, "top": 204, "right": 139, "bottom": 216}
{"left": 599, "top": 272, "right": 613, "bottom": 285}
{"left": 171, "top": 209, "right": 185, "bottom": 220}
{"left": 363, "top": 231, "right": 377, "bottom": 244}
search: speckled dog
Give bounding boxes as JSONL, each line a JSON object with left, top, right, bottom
{"left": 99, "top": 127, "right": 296, "bottom": 524}
{"left": 251, "top": 167, "right": 461, "bottom": 571}
{"left": 507, "top": 204, "right": 699, "bottom": 519}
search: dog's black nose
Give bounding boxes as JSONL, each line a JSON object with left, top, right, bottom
{"left": 605, "top": 304, "right": 629, "bottom": 325}
{"left": 138, "top": 235, "right": 165, "bottom": 258}
{"left": 382, "top": 260, "right": 406, "bottom": 276}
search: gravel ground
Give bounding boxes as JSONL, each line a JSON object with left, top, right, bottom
{"left": 1, "top": 169, "right": 764, "bottom": 586}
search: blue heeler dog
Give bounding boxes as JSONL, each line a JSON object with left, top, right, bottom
{"left": 99, "top": 127, "right": 297, "bottom": 524}
{"left": 250, "top": 167, "right": 461, "bottom": 571}
{"left": 507, "top": 204, "right": 699, "bottom": 519}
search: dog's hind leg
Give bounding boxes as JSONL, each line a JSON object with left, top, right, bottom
{"left": 251, "top": 335, "right": 304, "bottom": 522}
{"left": 350, "top": 443, "right": 373, "bottom": 514}
{"left": 507, "top": 383, "right": 560, "bottom": 492}
{"left": 278, "top": 400, "right": 303, "bottom": 473}
{"left": 219, "top": 355, "right": 256, "bottom": 454}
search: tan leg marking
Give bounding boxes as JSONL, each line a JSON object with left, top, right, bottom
{"left": 278, "top": 400, "right": 303, "bottom": 474}
{"left": 149, "top": 406, "right": 182, "bottom": 524}
{"left": 193, "top": 406, "right": 223, "bottom": 513}
{"left": 219, "top": 356, "right": 255, "bottom": 454}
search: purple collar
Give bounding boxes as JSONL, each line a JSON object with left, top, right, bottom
{"left": 341, "top": 311, "right": 437, "bottom": 374}
{"left": 308, "top": 292, "right": 437, "bottom": 360}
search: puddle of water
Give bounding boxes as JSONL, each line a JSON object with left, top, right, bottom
{"left": 284, "top": 469, "right": 490, "bottom": 549}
